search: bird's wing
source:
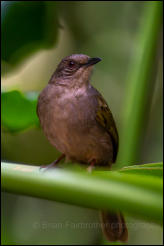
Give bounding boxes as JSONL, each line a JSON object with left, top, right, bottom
{"left": 95, "top": 91, "right": 119, "bottom": 162}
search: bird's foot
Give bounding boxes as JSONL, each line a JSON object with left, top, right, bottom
{"left": 87, "top": 165, "right": 95, "bottom": 173}
{"left": 39, "top": 161, "right": 57, "bottom": 171}
{"left": 87, "top": 160, "right": 96, "bottom": 173}
{"left": 39, "top": 154, "right": 65, "bottom": 171}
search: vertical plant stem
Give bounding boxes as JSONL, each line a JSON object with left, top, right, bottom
{"left": 117, "top": 2, "right": 162, "bottom": 168}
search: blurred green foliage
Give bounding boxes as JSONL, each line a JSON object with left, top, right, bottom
{"left": 1, "top": 1, "right": 59, "bottom": 74}
{"left": 1, "top": 1, "right": 163, "bottom": 245}
{"left": 117, "top": 1, "right": 162, "bottom": 166}
{"left": 1, "top": 91, "right": 39, "bottom": 132}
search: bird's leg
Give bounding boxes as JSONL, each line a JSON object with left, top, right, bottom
{"left": 40, "top": 154, "right": 65, "bottom": 170}
{"left": 87, "top": 159, "right": 96, "bottom": 173}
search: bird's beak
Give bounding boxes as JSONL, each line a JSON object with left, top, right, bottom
{"left": 84, "top": 57, "right": 102, "bottom": 67}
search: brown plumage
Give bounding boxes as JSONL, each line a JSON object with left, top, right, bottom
{"left": 101, "top": 211, "right": 128, "bottom": 242}
{"left": 37, "top": 54, "right": 128, "bottom": 242}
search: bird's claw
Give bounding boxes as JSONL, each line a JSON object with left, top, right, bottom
{"left": 87, "top": 165, "right": 95, "bottom": 173}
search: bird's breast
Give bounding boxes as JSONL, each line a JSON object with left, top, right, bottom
{"left": 38, "top": 86, "right": 96, "bottom": 149}
{"left": 37, "top": 85, "right": 113, "bottom": 164}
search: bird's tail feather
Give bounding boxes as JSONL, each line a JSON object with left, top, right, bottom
{"left": 100, "top": 210, "right": 128, "bottom": 242}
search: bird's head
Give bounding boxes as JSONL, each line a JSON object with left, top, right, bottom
{"left": 50, "top": 54, "right": 101, "bottom": 87}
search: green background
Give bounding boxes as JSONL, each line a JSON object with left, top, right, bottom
{"left": 1, "top": 1, "right": 163, "bottom": 245}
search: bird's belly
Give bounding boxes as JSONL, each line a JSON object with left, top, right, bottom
{"left": 38, "top": 97, "right": 113, "bottom": 165}
{"left": 66, "top": 129, "right": 114, "bottom": 165}
{"left": 43, "top": 114, "right": 113, "bottom": 165}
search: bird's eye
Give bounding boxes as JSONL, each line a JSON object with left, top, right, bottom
{"left": 68, "top": 61, "right": 76, "bottom": 68}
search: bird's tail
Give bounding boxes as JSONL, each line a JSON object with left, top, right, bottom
{"left": 100, "top": 210, "right": 128, "bottom": 242}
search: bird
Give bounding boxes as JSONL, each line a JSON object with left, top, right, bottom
{"left": 37, "top": 54, "right": 128, "bottom": 242}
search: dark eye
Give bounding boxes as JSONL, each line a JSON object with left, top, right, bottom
{"left": 68, "top": 61, "right": 76, "bottom": 68}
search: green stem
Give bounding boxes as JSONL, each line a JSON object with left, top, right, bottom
{"left": 1, "top": 162, "right": 162, "bottom": 224}
{"left": 117, "top": 1, "right": 162, "bottom": 167}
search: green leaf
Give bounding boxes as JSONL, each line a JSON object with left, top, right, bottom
{"left": 1, "top": 90, "right": 39, "bottom": 132}
{"left": 1, "top": 162, "right": 163, "bottom": 224}
{"left": 1, "top": 1, "right": 59, "bottom": 74}
{"left": 117, "top": 162, "right": 163, "bottom": 177}
{"left": 117, "top": 1, "right": 163, "bottom": 167}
